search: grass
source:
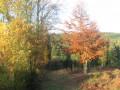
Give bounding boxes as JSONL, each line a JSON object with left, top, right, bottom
{"left": 40, "top": 69, "right": 83, "bottom": 90}
{"left": 94, "top": 72, "right": 100, "bottom": 77}
{"left": 103, "top": 71, "right": 109, "bottom": 76}
{"left": 59, "top": 74, "right": 70, "bottom": 80}
{"left": 113, "top": 69, "right": 120, "bottom": 76}
{"left": 40, "top": 74, "right": 64, "bottom": 90}
{"left": 40, "top": 68, "right": 120, "bottom": 90}
{"left": 43, "top": 81, "right": 63, "bottom": 90}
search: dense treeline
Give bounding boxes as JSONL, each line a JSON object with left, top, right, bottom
{"left": 47, "top": 33, "right": 80, "bottom": 71}
{"left": 48, "top": 32, "right": 120, "bottom": 71}
{"left": 102, "top": 33, "right": 120, "bottom": 67}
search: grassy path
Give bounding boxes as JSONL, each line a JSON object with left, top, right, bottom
{"left": 38, "top": 68, "right": 120, "bottom": 90}
{"left": 40, "top": 69, "right": 84, "bottom": 90}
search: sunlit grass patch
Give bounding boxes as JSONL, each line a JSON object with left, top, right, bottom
{"left": 112, "top": 69, "right": 120, "bottom": 76}
{"left": 94, "top": 72, "right": 100, "bottom": 78}
{"left": 88, "top": 78, "right": 98, "bottom": 83}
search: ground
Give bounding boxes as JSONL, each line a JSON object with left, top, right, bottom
{"left": 38, "top": 68, "right": 120, "bottom": 90}
{"left": 40, "top": 69, "right": 84, "bottom": 90}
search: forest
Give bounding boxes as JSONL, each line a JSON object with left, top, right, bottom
{"left": 0, "top": 0, "right": 120, "bottom": 90}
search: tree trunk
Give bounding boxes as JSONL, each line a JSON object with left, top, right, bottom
{"left": 88, "top": 61, "right": 90, "bottom": 72}
{"left": 71, "top": 60, "right": 75, "bottom": 72}
{"left": 83, "top": 60, "right": 88, "bottom": 75}
{"left": 101, "top": 59, "right": 104, "bottom": 68}
{"left": 37, "top": 0, "right": 40, "bottom": 38}
{"left": 70, "top": 61, "right": 74, "bottom": 72}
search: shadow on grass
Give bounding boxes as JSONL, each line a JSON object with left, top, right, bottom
{"left": 40, "top": 69, "right": 95, "bottom": 90}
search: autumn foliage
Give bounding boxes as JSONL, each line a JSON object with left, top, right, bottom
{"left": 62, "top": 5, "right": 109, "bottom": 63}
{"left": 0, "top": 17, "right": 49, "bottom": 89}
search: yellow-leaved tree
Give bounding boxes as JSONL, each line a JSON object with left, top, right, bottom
{"left": 0, "top": 18, "right": 36, "bottom": 89}
{"left": 0, "top": 17, "right": 49, "bottom": 72}
{"left": 0, "top": 0, "right": 12, "bottom": 22}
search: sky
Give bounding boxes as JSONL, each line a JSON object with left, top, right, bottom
{"left": 1, "top": 0, "right": 120, "bottom": 33}
{"left": 58, "top": 0, "right": 120, "bottom": 33}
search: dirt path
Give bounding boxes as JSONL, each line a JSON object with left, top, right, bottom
{"left": 40, "top": 69, "right": 84, "bottom": 90}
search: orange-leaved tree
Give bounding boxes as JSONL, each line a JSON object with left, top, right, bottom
{"left": 62, "top": 4, "right": 109, "bottom": 75}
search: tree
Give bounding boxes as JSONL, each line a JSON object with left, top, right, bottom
{"left": 0, "top": 0, "right": 12, "bottom": 22}
{"left": 0, "top": 18, "right": 36, "bottom": 89}
{"left": 0, "top": 0, "right": 34, "bottom": 23}
{"left": 34, "top": 0, "right": 60, "bottom": 68}
{"left": 62, "top": 4, "right": 109, "bottom": 75}
{"left": 106, "top": 43, "right": 120, "bottom": 67}
{"left": 12, "top": 0, "right": 34, "bottom": 23}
